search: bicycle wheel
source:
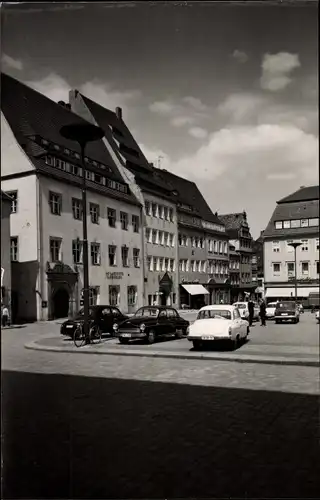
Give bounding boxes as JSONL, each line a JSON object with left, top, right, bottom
{"left": 74, "top": 325, "right": 86, "bottom": 348}
{"left": 89, "top": 324, "right": 102, "bottom": 344}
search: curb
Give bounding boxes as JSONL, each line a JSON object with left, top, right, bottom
{"left": 24, "top": 341, "right": 320, "bottom": 367}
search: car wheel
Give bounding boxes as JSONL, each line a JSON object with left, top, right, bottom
{"left": 175, "top": 328, "right": 184, "bottom": 339}
{"left": 119, "top": 338, "right": 129, "bottom": 345}
{"left": 193, "top": 340, "right": 202, "bottom": 350}
{"left": 275, "top": 320, "right": 279, "bottom": 324}
{"left": 146, "top": 330, "right": 156, "bottom": 344}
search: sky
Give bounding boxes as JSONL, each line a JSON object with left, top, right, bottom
{"left": 1, "top": 1, "right": 319, "bottom": 238}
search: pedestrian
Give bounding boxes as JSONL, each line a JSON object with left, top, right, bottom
{"left": 259, "top": 299, "right": 266, "bottom": 327}
{"left": 248, "top": 298, "right": 254, "bottom": 327}
{"left": 2, "top": 304, "right": 9, "bottom": 327}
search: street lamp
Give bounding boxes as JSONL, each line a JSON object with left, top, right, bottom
{"left": 288, "top": 241, "right": 302, "bottom": 303}
{"left": 60, "top": 123, "right": 104, "bottom": 343}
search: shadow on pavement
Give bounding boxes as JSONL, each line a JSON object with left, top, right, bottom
{"left": 2, "top": 370, "right": 319, "bottom": 499}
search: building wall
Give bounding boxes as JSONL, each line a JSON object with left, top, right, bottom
{"left": 1, "top": 198, "right": 12, "bottom": 310}
{"left": 1, "top": 113, "right": 35, "bottom": 176}
{"left": 39, "top": 176, "right": 144, "bottom": 317}
{"left": 264, "top": 236, "right": 320, "bottom": 283}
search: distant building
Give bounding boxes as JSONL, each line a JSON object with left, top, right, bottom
{"left": 263, "top": 185, "right": 319, "bottom": 302}
{"left": 228, "top": 242, "right": 241, "bottom": 302}
{"left": 1, "top": 191, "right": 12, "bottom": 313}
{"left": 252, "top": 231, "right": 264, "bottom": 299}
{"left": 219, "top": 211, "right": 255, "bottom": 302}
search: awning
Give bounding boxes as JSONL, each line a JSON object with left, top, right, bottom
{"left": 181, "top": 284, "right": 209, "bottom": 295}
{"left": 265, "top": 287, "right": 319, "bottom": 298}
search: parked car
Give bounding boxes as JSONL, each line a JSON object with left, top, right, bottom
{"left": 232, "top": 301, "right": 259, "bottom": 321}
{"left": 187, "top": 305, "right": 249, "bottom": 350}
{"left": 315, "top": 310, "right": 319, "bottom": 323}
{"left": 60, "top": 305, "right": 129, "bottom": 337}
{"left": 274, "top": 301, "right": 300, "bottom": 324}
{"left": 114, "top": 306, "right": 189, "bottom": 344}
{"left": 266, "top": 301, "right": 278, "bottom": 319}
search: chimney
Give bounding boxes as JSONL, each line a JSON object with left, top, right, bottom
{"left": 115, "top": 107, "right": 122, "bottom": 120}
{"left": 58, "top": 100, "right": 65, "bottom": 107}
{"left": 215, "top": 211, "right": 218, "bottom": 216}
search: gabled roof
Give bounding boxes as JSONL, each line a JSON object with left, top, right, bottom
{"left": 263, "top": 199, "right": 319, "bottom": 238}
{"left": 277, "top": 185, "right": 319, "bottom": 204}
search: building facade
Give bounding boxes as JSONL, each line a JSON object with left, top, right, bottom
{"left": 1, "top": 191, "right": 12, "bottom": 313}
{"left": 228, "top": 243, "right": 241, "bottom": 303}
{"left": 263, "top": 185, "right": 319, "bottom": 303}
{"left": 1, "top": 73, "right": 144, "bottom": 321}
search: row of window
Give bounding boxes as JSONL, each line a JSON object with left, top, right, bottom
{"left": 145, "top": 201, "right": 174, "bottom": 221}
{"left": 145, "top": 228, "right": 175, "bottom": 247}
{"left": 45, "top": 155, "right": 128, "bottom": 194}
{"left": 178, "top": 259, "right": 229, "bottom": 275}
{"left": 272, "top": 239, "right": 319, "bottom": 253}
{"left": 178, "top": 234, "right": 229, "bottom": 253}
{"left": 88, "top": 285, "right": 138, "bottom": 307}
{"left": 147, "top": 256, "right": 176, "bottom": 273}
{"left": 274, "top": 218, "right": 319, "bottom": 230}
{"left": 272, "top": 261, "right": 320, "bottom": 276}
{"left": 229, "top": 261, "right": 240, "bottom": 270}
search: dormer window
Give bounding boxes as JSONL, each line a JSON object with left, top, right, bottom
{"left": 41, "top": 139, "right": 49, "bottom": 145}
{"left": 92, "top": 161, "right": 98, "bottom": 167}
{"left": 53, "top": 144, "right": 60, "bottom": 151}
{"left": 64, "top": 148, "right": 70, "bottom": 155}
{"left": 74, "top": 153, "right": 80, "bottom": 159}
{"left": 84, "top": 157, "right": 90, "bottom": 163}
{"left": 172, "top": 190, "right": 178, "bottom": 196}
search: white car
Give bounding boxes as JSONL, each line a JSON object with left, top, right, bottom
{"left": 187, "top": 305, "right": 249, "bottom": 350}
{"left": 316, "top": 311, "right": 319, "bottom": 323}
{"left": 266, "top": 302, "right": 278, "bottom": 319}
{"left": 232, "top": 302, "right": 259, "bottom": 321}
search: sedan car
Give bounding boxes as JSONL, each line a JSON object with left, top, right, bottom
{"left": 187, "top": 305, "right": 249, "bottom": 350}
{"left": 114, "top": 306, "right": 189, "bottom": 344}
{"left": 274, "top": 301, "right": 300, "bottom": 324}
{"left": 232, "top": 302, "right": 259, "bottom": 321}
{"left": 266, "top": 301, "right": 278, "bottom": 319}
{"left": 60, "top": 305, "right": 129, "bottom": 337}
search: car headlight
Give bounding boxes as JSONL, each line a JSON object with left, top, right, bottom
{"left": 140, "top": 323, "right": 146, "bottom": 332}
{"left": 113, "top": 323, "right": 118, "bottom": 331}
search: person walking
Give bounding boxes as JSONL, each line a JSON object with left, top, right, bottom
{"left": 248, "top": 299, "right": 254, "bottom": 327}
{"left": 259, "top": 299, "right": 266, "bottom": 327}
{"left": 2, "top": 304, "right": 9, "bottom": 327}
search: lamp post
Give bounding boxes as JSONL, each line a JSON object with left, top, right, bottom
{"left": 288, "top": 241, "right": 302, "bottom": 303}
{"left": 60, "top": 123, "right": 104, "bottom": 343}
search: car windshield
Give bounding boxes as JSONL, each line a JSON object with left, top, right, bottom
{"left": 277, "top": 302, "right": 295, "bottom": 309}
{"left": 267, "top": 303, "right": 277, "bottom": 308}
{"left": 197, "top": 309, "right": 232, "bottom": 320}
{"left": 234, "top": 303, "right": 246, "bottom": 309}
{"left": 134, "top": 307, "right": 160, "bottom": 317}
{"left": 75, "top": 307, "right": 96, "bottom": 319}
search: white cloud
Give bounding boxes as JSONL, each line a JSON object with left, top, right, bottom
{"left": 171, "top": 116, "right": 194, "bottom": 127}
{"left": 25, "top": 73, "right": 70, "bottom": 102}
{"left": 138, "top": 143, "right": 171, "bottom": 170}
{"left": 182, "top": 96, "right": 206, "bottom": 111}
{"left": 260, "top": 52, "right": 300, "bottom": 91}
{"left": 149, "top": 100, "right": 177, "bottom": 115}
{"left": 149, "top": 95, "right": 207, "bottom": 127}
{"left": 218, "top": 92, "right": 267, "bottom": 122}
{"left": 232, "top": 50, "right": 248, "bottom": 63}
{"left": 188, "top": 127, "right": 208, "bottom": 139}
{"left": 2, "top": 54, "right": 23, "bottom": 71}
{"left": 267, "top": 172, "right": 297, "bottom": 181}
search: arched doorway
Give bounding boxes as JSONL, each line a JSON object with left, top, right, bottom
{"left": 53, "top": 288, "right": 70, "bottom": 319}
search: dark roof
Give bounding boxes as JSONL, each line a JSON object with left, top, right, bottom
{"left": 1, "top": 191, "right": 13, "bottom": 202}
{"left": 263, "top": 199, "right": 319, "bottom": 238}
{"left": 1, "top": 73, "right": 137, "bottom": 202}
{"left": 277, "top": 185, "right": 319, "bottom": 204}
{"left": 218, "top": 212, "right": 250, "bottom": 239}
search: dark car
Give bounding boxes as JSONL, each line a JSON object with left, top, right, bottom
{"left": 113, "top": 306, "right": 189, "bottom": 344}
{"left": 274, "top": 301, "right": 300, "bottom": 324}
{"left": 60, "top": 305, "right": 129, "bottom": 337}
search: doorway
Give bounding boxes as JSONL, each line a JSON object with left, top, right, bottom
{"left": 53, "top": 288, "right": 70, "bottom": 319}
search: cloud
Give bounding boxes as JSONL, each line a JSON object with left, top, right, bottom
{"left": 260, "top": 52, "right": 301, "bottom": 91}
{"left": 188, "top": 127, "right": 208, "bottom": 139}
{"left": 149, "top": 100, "right": 177, "bottom": 115}
{"left": 171, "top": 116, "right": 195, "bottom": 127}
{"left": 25, "top": 73, "right": 70, "bottom": 102}
{"left": 2, "top": 54, "right": 23, "bottom": 71}
{"left": 232, "top": 50, "right": 248, "bottom": 63}
{"left": 149, "top": 95, "right": 208, "bottom": 127}
{"left": 182, "top": 96, "right": 206, "bottom": 111}
{"left": 218, "top": 92, "right": 267, "bottom": 122}
{"left": 266, "top": 172, "right": 297, "bottom": 181}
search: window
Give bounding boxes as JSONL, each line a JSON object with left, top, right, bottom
{"left": 89, "top": 203, "right": 100, "bottom": 224}
{"left": 120, "top": 211, "right": 128, "bottom": 230}
{"left": 159, "top": 205, "right": 164, "bottom": 219}
{"left": 301, "top": 239, "right": 309, "bottom": 252}
{"left": 170, "top": 234, "right": 175, "bottom": 247}
{"left": 287, "top": 262, "right": 295, "bottom": 277}
{"left": 290, "top": 220, "right": 301, "bottom": 229}
{"left": 132, "top": 215, "right": 139, "bottom": 233}
{"left": 152, "top": 203, "right": 157, "bottom": 217}
{"left": 121, "top": 246, "right": 129, "bottom": 267}
{"left": 316, "top": 238, "right": 319, "bottom": 251}
{"left": 85, "top": 170, "right": 94, "bottom": 181}
{"left": 107, "top": 208, "right": 116, "bottom": 227}
{"left": 152, "top": 230, "right": 157, "bottom": 244}
{"left": 159, "top": 257, "right": 164, "bottom": 272}
{"left": 49, "top": 237, "right": 61, "bottom": 262}
{"left": 286, "top": 240, "right": 294, "bottom": 252}
{"left": 145, "top": 201, "right": 151, "bottom": 215}
{"left": 72, "top": 239, "right": 83, "bottom": 264}
{"left": 275, "top": 221, "right": 283, "bottom": 229}
{"left": 69, "top": 164, "right": 80, "bottom": 176}
{"left": 166, "top": 232, "right": 170, "bottom": 246}
{"left": 170, "top": 259, "right": 175, "bottom": 272}
{"left": 164, "top": 258, "right": 169, "bottom": 271}
{"left": 283, "top": 221, "right": 290, "bottom": 229}
{"left": 302, "top": 262, "right": 309, "bottom": 275}
{"left": 147, "top": 256, "right": 153, "bottom": 271}
{"left": 133, "top": 248, "right": 140, "bottom": 268}
{"left": 10, "top": 237, "right": 18, "bottom": 261}
{"left": 108, "top": 245, "right": 117, "bottom": 266}
{"left": 56, "top": 158, "right": 66, "bottom": 171}
{"left": 272, "top": 263, "right": 280, "bottom": 275}
{"left": 164, "top": 206, "right": 169, "bottom": 220}
{"left": 6, "top": 191, "right": 18, "bottom": 213}
{"left": 309, "top": 218, "right": 319, "bottom": 227}
{"left": 72, "top": 198, "right": 82, "bottom": 220}
{"left": 169, "top": 208, "right": 174, "bottom": 221}
{"left": 159, "top": 231, "right": 164, "bottom": 245}
{"left": 272, "top": 240, "right": 280, "bottom": 253}
{"left": 127, "top": 286, "right": 137, "bottom": 307}
{"left": 49, "top": 191, "right": 62, "bottom": 215}
{"left": 316, "top": 262, "right": 319, "bottom": 275}
{"left": 146, "top": 228, "right": 152, "bottom": 243}
{"left": 155, "top": 257, "right": 160, "bottom": 271}
{"left": 301, "top": 219, "right": 309, "bottom": 228}
{"left": 109, "top": 285, "right": 120, "bottom": 306}
{"left": 89, "top": 287, "right": 100, "bottom": 307}
{"left": 91, "top": 242, "right": 101, "bottom": 266}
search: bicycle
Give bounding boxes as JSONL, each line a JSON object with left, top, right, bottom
{"left": 73, "top": 321, "right": 102, "bottom": 348}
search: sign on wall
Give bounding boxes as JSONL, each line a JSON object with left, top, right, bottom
{"left": 106, "top": 272, "right": 124, "bottom": 279}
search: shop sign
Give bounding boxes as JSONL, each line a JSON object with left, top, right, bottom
{"left": 106, "top": 272, "right": 124, "bottom": 279}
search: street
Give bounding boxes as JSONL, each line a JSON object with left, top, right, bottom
{"left": 2, "top": 312, "right": 320, "bottom": 499}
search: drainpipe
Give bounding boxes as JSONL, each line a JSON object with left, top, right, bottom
{"left": 140, "top": 205, "right": 146, "bottom": 306}
{"left": 36, "top": 176, "right": 44, "bottom": 320}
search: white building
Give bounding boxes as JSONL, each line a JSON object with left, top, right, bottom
{"left": 263, "top": 185, "right": 319, "bottom": 302}
{"left": 1, "top": 73, "right": 144, "bottom": 321}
